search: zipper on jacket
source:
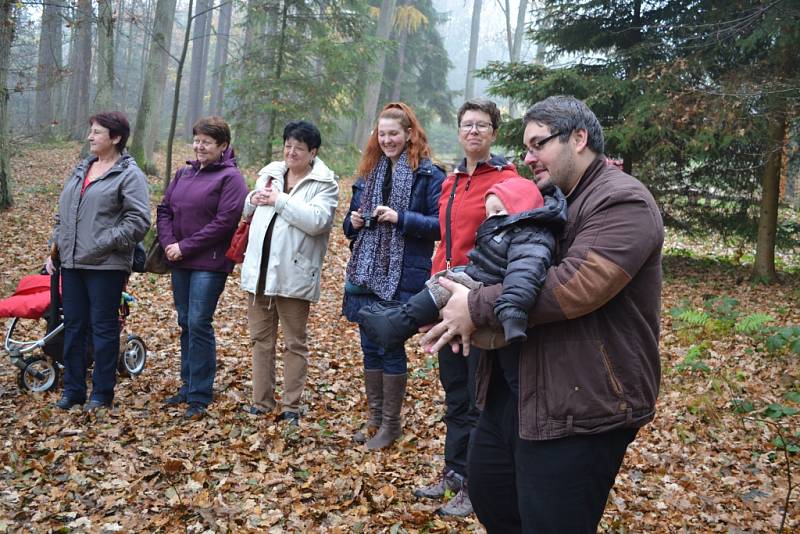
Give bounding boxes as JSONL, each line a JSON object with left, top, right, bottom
{"left": 599, "top": 343, "right": 624, "bottom": 399}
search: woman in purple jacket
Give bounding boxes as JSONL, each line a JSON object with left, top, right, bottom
{"left": 156, "top": 116, "right": 248, "bottom": 419}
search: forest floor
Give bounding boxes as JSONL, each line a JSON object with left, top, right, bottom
{"left": 0, "top": 142, "right": 799, "bottom": 533}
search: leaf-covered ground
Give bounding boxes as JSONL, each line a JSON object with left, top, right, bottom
{"left": 0, "top": 143, "right": 798, "bottom": 533}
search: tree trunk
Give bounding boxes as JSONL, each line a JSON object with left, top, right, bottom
{"left": 0, "top": 0, "right": 15, "bottom": 210}
{"left": 753, "top": 114, "right": 784, "bottom": 282}
{"left": 120, "top": 0, "right": 135, "bottom": 113}
{"left": 507, "top": 0, "right": 528, "bottom": 117}
{"left": 65, "top": 0, "right": 93, "bottom": 139}
{"left": 265, "top": 0, "right": 290, "bottom": 160}
{"left": 131, "top": 0, "right": 177, "bottom": 173}
{"left": 209, "top": 0, "right": 232, "bottom": 116}
{"left": 34, "top": 2, "right": 62, "bottom": 137}
{"left": 166, "top": 0, "right": 194, "bottom": 188}
{"left": 787, "top": 116, "right": 799, "bottom": 209}
{"left": 184, "top": 0, "right": 211, "bottom": 140}
{"left": 356, "top": 0, "right": 397, "bottom": 150}
{"left": 464, "top": 0, "right": 482, "bottom": 101}
{"left": 95, "top": 0, "right": 116, "bottom": 111}
{"left": 390, "top": 28, "right": 408, "bottom": 102}
{"left": 512, "top": 0, "right": 528, "bottom": 62}
{"left": 502, "top": 0, "right": 512, "bottom": 59}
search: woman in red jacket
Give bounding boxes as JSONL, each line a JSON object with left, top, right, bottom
{"left": 412, "top": 99, "right": 520, "bottom": 517}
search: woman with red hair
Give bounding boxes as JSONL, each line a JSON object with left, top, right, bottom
{"left": 343, "top": 102, "right": 445, "bottom": 449}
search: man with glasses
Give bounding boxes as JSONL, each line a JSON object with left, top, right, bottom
{"left": 421, "top": 96, "right": 664, "bottom": 532}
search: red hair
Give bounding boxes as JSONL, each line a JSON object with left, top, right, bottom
{"left": 356, "top": 102, "right": 431, "bottom": 178}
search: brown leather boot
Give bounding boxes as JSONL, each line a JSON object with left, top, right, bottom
{"left": 353, "top": 369, "right": 383, "bottom": 443}
{"left": 366, "top": 373, "right": 407, "bottom": 450}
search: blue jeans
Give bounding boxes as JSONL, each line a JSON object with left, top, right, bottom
{"left": 360, "top": 326, "right": 407, "bottom": 374}
{"left": 61, "top": 268, "right": 127, "bottom": 404}
{"left": 171, "top": 268, "right": 228, "bottom": 406}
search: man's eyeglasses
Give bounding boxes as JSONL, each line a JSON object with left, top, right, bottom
{"left": 521, "top": 131, "right": 562, "bottom": 160}
{"left": 459, "top": 121, "right": 493, "bottom": 133}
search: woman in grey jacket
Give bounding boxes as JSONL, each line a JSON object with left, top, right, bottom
{"left": 47, "top": 112, "right": 151, "bottom": 411}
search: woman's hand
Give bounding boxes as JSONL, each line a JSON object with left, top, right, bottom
{"left": 44, "top": 256, "right": 55, "bottom": 275}
{"left": 251, "top": 183, "right": 279, "bottom": 207}
{"left": 350, "top": 211, "right": 365, "bottom": 230}
{"left": 374, "top": 205, "right": 398, "bottom": 225}
{"left": 420, "top": 277, "right": 475, "bottom": 355}
{"left": 165, "top": 243, "right": 182, "bottom": 261}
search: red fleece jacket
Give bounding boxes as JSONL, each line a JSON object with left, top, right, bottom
{"left": 431, "top": 156, "right": 519, "bottom": 273}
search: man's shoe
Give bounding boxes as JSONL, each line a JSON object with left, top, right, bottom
{"left": 55, "top": 396, "right": 84, "bottom": 410}
{"left": 437, "top": 486, "right": 473, "bottom": 517}
{"left": 84, "top": 399, "right": 112, "bottom": 412}
{"left": 163, "top": 394, "right": 185, "bottom": 407}
{"left": 277, "top": 410, "right": 300, "bottom": 426}
{"left": 413, "top": 469, "right": 463, "bottom": 499}
{"left": 242, "top": 405, "right": 269, "bottom": 416}
{"left": 184, "top": 403, "right": 206, "bottom": 419}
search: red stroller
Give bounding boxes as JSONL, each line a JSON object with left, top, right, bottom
{"left": 0, "top": 267, "right": 147, "bottom": 392}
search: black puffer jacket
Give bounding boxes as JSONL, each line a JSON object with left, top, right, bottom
{"left": 465, "top": 187, "right": 567, "bottom": 342}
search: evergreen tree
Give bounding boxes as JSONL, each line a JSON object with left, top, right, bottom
{"left": 229, "top": 0, "right": 373, "bottom": 164}
{"left": 480, "top": 0, "right": 800, "bottom": 278}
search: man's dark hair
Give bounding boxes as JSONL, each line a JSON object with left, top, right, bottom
{"left": 88, "top": 111, "right": 131, "bottom": 152}
{"left": 523, "top": 96, "right": 605, "bottom": 154}
{"left": 457, "top": 99, "right": 501, "bottom": 131}
{"left": 192, "top": 116, "right": 231, "bottom": 147}
{"left": 283, "top": 120, "right": 322, "bottom": 151}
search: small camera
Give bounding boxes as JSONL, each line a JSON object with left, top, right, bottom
{"left": 362, "top": 214, "right": 375, "bottom": 229}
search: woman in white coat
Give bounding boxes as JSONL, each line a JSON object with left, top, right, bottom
{"left": 240, "top": 121, "right": 339, "bottom": 425}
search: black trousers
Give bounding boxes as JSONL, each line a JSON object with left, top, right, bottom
{"left": 438, "top": 344, "right": 480, "bottom": 476}
{"left": 468, "top": 376, "right": 638, "bottom": 533}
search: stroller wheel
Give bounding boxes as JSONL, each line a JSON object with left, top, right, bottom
{"left": 18, "top": 357, "right": 59, "bottom": 392}
{"left": 119, "top": 335, "right": 147, "bottom": 377}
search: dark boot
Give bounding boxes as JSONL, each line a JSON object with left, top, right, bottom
{"left": 366, "top": 373, "right": 407, "bottom": 450}
{"left": 353, "top": 369, "right": 383, "bottom": 443}
{"left": 358, "top": 292, "right": 439, "bottom": 349}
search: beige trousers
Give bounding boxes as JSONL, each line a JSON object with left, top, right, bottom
{"left": 247, "top": 293, "right": 311, "bottom": 413}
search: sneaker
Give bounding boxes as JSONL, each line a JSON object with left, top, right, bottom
{"left": 163, "top": 394, "right": 185, "bottom": 407}
{"left": 277, "top": 410, "right": 300, "bottom": 426}
{"left": 413, "top": 469, "right": 463, "bottom": 499}
{"left": 184, "top": 403, "right": 206, "bottom": 419}
{"left": 437, "top": 486, "right": 473, "bottom": 517}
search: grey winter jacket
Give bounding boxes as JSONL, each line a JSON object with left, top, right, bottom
{"left": 53, "top": 153, "right": 151, "bottom": 272}
{"left": 465, "top": 187, "right": 567, "bottom": 343}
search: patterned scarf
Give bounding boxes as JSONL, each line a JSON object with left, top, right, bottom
{"left": 346, "top": 151, "right": 414, "bottom": 300}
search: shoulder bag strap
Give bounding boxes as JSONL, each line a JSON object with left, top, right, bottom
{"left": 444, "top": 175, "right": 461, "bottom": 270}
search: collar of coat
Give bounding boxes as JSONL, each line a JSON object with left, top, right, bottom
{"left": 256, "top": 157, "right": 336, "bottom": 192}
{"left": 455, "top": 153, "right": 512, "bottom": 175}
